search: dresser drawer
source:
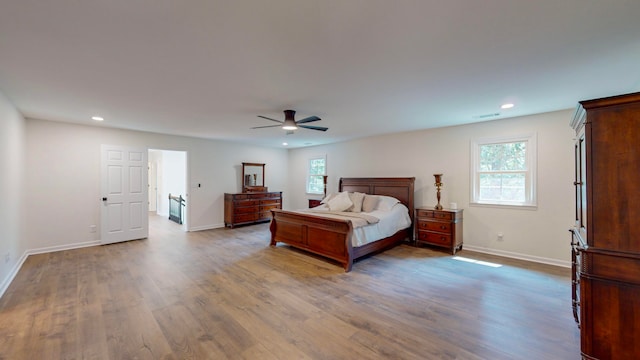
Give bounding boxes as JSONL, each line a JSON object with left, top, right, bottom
{"left": 235, "top": 199, "right": 260, "bottom": 206}
{"left": 260, "top": 199, "right": 281, "bottom": 205}
{"left": 234, "top": 205, "right": 259, "bottom": 214}
{"left": 234, "top": 213, "right": 258, "bottom": 223}
{"left": 225, "top": 192, "right": 282, "bottom": 228}
{"left": 260, "top": 204, "right": 280, "bottom": 212}
{"left": 417, "top": 220, "right": 451, "bottom": 233}
{"left": 417, "top": 231, "right": 452, "bottom": 246}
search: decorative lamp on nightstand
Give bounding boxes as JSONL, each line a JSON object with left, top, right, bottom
{"left": 434, "top": 173, "right": 443, "bottom": 210}
{"left": 323, "top": 175, "right": 328, "bottom": 197}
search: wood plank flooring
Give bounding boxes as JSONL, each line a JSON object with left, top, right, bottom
{"left": 0, "top": 215, "right": 580, "bottom": 359}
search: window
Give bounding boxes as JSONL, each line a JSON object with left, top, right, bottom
{"left": 306, "top": 155, "right": 326, "bottom": 194}
{"left": 471, "top": 134, "right": 537, "bottom": 208}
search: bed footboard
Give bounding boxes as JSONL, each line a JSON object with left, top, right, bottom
{"left": 270, "top": 209, "right": 356, "bottom": 271}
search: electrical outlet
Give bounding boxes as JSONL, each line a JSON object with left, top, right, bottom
{"left": 497, "top": 232, "right": 504, "bottom": 241}
{"left": 4, "top": 252, "right": 9, "bottom": 263}
{"left": 89, "top": 225, "right": 97, "bottom": 233}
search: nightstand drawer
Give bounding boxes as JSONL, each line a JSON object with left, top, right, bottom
{"left": 416, "top": 209, "right": 434, "bottom": 218}
{"left": 417, "top": 220, "right": 451, "bottom": 232}
{"left": 417, "top": 231, "right": 451, "bottom": 246}
{"left": 433, "top": 211, "right": 453, "bottom": 220}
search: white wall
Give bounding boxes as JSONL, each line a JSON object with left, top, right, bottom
{"left": 288, "top": 110, "right": 575, "bottom": 266}
{"left": 0, "top": 90, "right": 26, "bottom": 295}
{"left": 23, "top": 119, "right": 288, "bottom": 252}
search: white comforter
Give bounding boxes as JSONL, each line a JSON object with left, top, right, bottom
{"left": 297, "top": 203, "right": 412, "bottom": 247}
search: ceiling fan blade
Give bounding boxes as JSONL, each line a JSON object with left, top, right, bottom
{"left": 296, "top": 116, "right": 321, "bottom": 124}
{"left": 299, "top": 124, "right": 328, "bottom": 132}
{"left": 251, "top": 124, "right": 282, "bottom": 129}
{"left": 257, "top": 115, "right": 283, "bottom": 124}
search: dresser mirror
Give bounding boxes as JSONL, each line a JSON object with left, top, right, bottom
{"left": 242, "top": 162, "right": 266, "bottom": 192}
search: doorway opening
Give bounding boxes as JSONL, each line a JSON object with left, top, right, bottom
{"left": 148, "top": 149, "right": 188, "bottom": 231}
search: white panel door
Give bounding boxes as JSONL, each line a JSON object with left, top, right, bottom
{"left": 101, "top": 145, "right": 148, "bottom": 244}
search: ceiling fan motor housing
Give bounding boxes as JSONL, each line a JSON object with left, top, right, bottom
{"left": 284, "top": 109, "right": 296, "bottom": 120}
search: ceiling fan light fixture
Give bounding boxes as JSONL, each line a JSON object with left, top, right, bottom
{"left": 282, "top": 118, "right": 298, "bottom": 130}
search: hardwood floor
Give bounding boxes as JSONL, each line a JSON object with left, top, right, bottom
{"left": 0, "top": 215, "right": 580, "bottom": 359}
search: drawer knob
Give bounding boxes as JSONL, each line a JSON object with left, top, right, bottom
{"left": 440, "top": 225, "right": 446, "bottom": 230}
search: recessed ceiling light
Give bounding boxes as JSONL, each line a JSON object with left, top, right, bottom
{"left": 91, "top": 116, "right": 104, "bottom": 121}
{"left": 282, "top": 142, "right": 288, "bottom": 146}
{"left": 501, "top": 103, "right": 514, "bottom": 109}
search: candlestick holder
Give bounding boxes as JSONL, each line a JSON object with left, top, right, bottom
{"left": 323, "top": 175, "right": 328, "bottom": 197}
{"left": 434, "top": 174, "right": 443, "bottom": 210}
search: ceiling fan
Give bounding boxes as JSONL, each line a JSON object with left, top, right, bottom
{"left": 252, "top": 110, "right": 328, "bottom": 133}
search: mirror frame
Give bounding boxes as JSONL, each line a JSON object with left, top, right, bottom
{"left": 242, "top": 162, "right": 266, "bottom": 192}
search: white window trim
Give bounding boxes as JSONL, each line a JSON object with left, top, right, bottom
{"left": 470, "top": 133, "right": 537, "bottom": 209}
{"left": 306, "top": 154, "right": 327, "bottom": 195}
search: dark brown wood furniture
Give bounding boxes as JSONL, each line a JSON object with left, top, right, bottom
{"left": 414, "top": 208, "right": 463, "bottom": 254}
{"left": 242, "top": 162, "right": 266, "bottom": 193}
{"left": 224, "top": 192, "right": 282, "bottom": 228}
{"left": 270, "top": 177, "right": 415, "bottom": 271}
{"left": 570, "top": 92, "right": 640, "bottom": 359}
{"left": 308, "top": 199, "right": 322, "bottom": 208}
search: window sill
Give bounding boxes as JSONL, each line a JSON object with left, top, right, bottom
{"left": 470, "top": 202, "right": 537, "bottom": 211}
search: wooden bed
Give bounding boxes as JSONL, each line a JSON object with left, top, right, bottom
{"left": 269, "top": 177, "right": 415, "bottom": 271}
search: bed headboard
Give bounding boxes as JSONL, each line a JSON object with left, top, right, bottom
{"left": 339, "top": 177, "right": 415, "bottom": 222}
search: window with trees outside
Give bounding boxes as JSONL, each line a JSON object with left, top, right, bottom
{"left": 471, "top": 134, "right": 537, "bottom": 208}
{"left": 307, "top": 155, "right": 326, "bottom": 194}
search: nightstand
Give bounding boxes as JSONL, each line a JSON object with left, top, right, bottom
{"left": 414, "top": 208, "right": 463, "bottom": 254}
{"left": 308, "top": 199, "right": 322, "bottom": 208}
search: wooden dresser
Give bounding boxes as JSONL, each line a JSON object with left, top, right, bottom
{"left": 414, "top": 208, "right": 463, "bottom": 254}
{"left": 224, "top": 192, "right": 282, "bottom": 228}
{"left": 570, "top": 92, "right": 640, "bottom": 359}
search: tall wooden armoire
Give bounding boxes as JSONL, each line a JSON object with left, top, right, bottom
{"left": 570, "top": 92, "right": 640, "bottom": 359}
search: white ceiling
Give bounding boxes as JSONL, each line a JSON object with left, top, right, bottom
{"left": 1, "top": 1, "right": 639, "bottom": 148}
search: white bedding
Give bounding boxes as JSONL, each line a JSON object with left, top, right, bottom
{"left": 299, "top": 203, "right": 412, "bottom": 247}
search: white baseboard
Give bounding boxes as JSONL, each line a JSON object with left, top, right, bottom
{"left": 462, "top": 244, "right": 571, "bottom": 268}
{"left": 189, "top": 223, "right": 225, "bottom": 232}
{"left": 27, "top": 240, "right": 101, "bottom": 256}
{"left": 0, "top": 251, "right": 29, "bottom": 299}
{"left": 0, "top": 240, "right": 101, "bottom": 299}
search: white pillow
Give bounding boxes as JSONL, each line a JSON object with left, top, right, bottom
{"left": 327, "top": 191, "right": 353, "bottom": 212}
{"left": 320, "top": 193, "right": 336, "bottom": 204}
{"left": 361, "top": 194, "right": 379, "bottom": 213}
{"left": 376, "top": 195, "right": 401, "bottom": 211}
{"left": 347, "top": 192, "right": 366, "bottom": 213}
